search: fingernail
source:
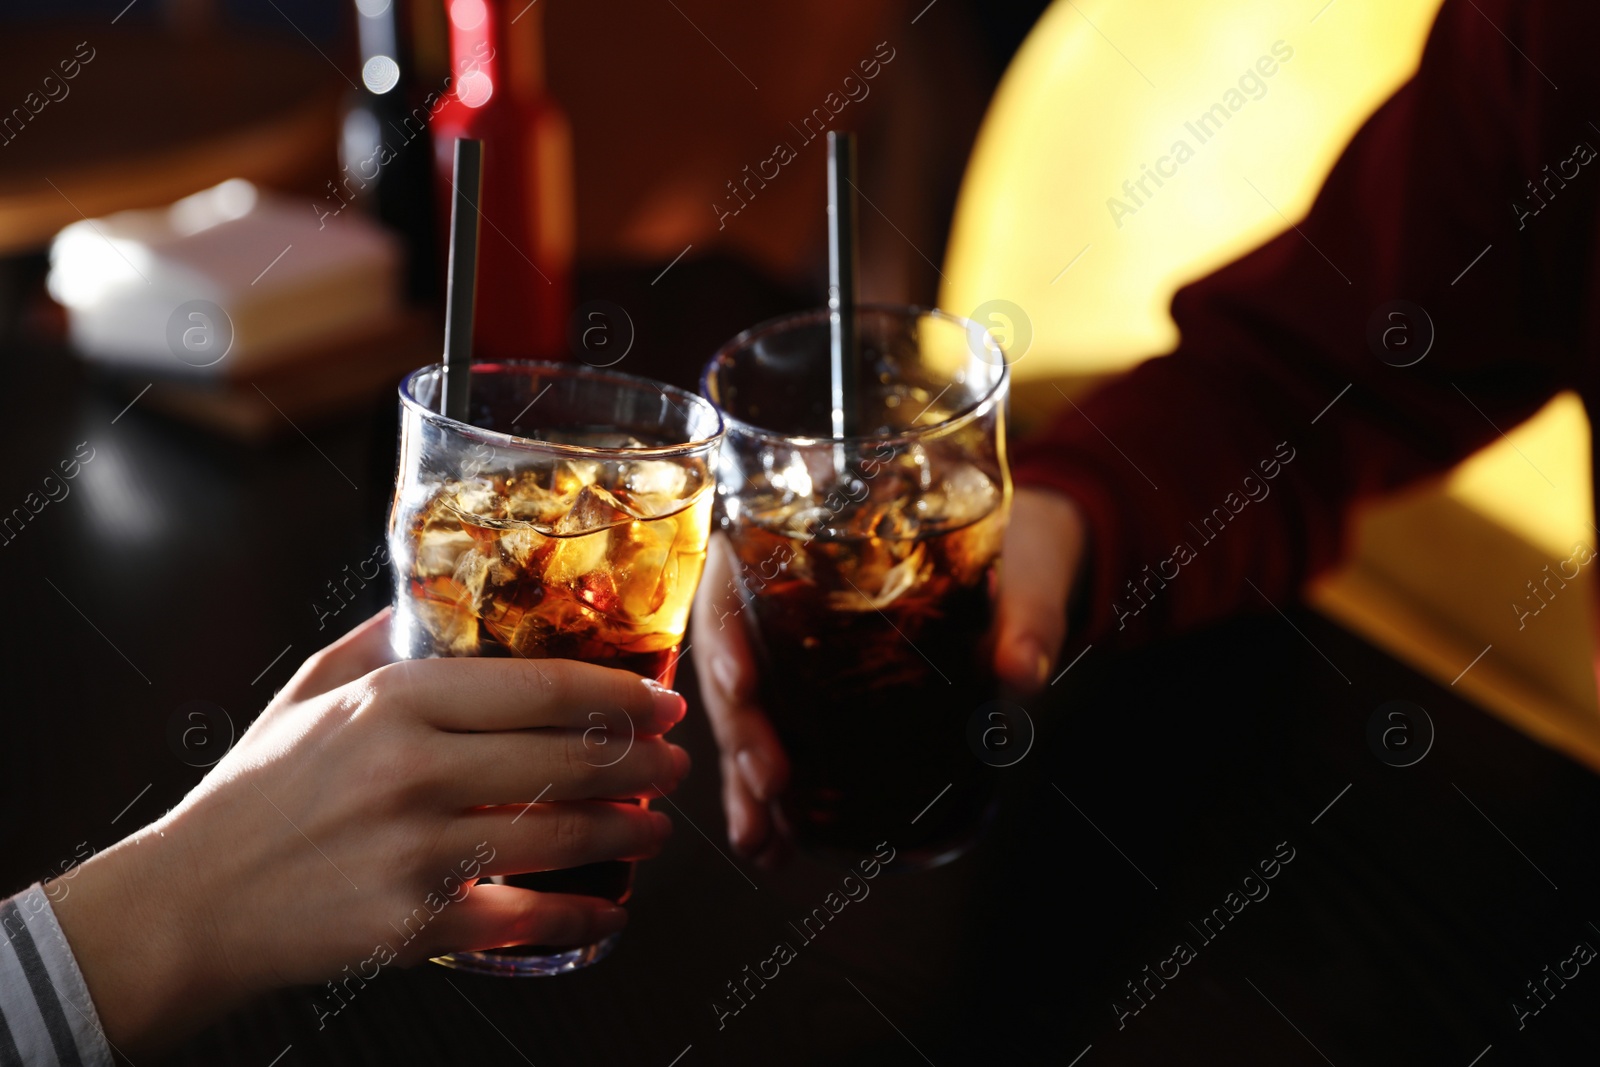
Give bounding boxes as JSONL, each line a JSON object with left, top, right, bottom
{"left": 648, "top": 809, "right": 674, "bottom": 841}
{"left": 595, "top": 905, "right": 628, "bottom": 935}
{"left": 737, "top": 748, "right": 773, "bottom": 802}
{"left": 1033, "top": 648, "right": 1051, "bottom": 688}
{"left": 669, "top": 744, "right": 691, "bottom": 782}
{"left": 710, "top": 655, "right": 741, "bottom": 701}
{"left": 728, "top": 803, "right": 751, "bottom": 853}
{"left": 642, "top": 678, "right": 688, "bottom": 726}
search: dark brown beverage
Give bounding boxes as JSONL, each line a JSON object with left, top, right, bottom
{"left": 725, "top": 462, "right": 1007, "bottom": 868}
{"left": 703, "top": 303, "right": 1013, "bottom": 873}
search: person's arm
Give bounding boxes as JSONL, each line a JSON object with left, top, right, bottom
{"left": 37, "top": 610, "right": 690, "bottom": 1058}
{"left": 1009, "top": 0, "right": 1594, "bottom": 646}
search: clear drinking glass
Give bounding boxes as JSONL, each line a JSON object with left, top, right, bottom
{"left": 388, "top": 360, "right": 723, "bottom": 975}
{"left": 701, "top": 305, "right": 1011, "bottom": 871}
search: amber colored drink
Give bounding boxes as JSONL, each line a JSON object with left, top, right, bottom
{"left": 398, "top": 450, "right": 710, "bottom": 670}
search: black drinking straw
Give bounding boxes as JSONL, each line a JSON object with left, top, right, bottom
{"left": 441, "top": 138, "right": 483, "bottom": 422}
{"left": 826, "top": 131, "right": 860, "bottom": 437}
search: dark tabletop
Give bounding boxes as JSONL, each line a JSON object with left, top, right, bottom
{"left": 3, "top": 258, "right": 1599, "bottom": 1066}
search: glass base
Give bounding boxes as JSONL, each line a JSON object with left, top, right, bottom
{"left": 430, "top": 932, "right": 620, "bottom": 977}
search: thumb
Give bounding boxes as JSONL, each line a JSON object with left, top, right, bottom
{"left": 994, "top": 487, "right": 1087, "bottom": 693}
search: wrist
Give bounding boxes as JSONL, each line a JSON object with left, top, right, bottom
{"left": 50, "top": 809, "right": 238, "bottom": 1057}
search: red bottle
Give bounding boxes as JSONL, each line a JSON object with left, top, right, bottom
{"left": 432, "top": 0, "right": 573, "bottom": 362}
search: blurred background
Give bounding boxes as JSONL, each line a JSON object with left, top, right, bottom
{"left": 0, "top": 0, "right": 1043, "bottom": 333}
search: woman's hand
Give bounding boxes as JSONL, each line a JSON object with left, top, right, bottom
{"left": 690, "top": 486, "right": 1088, "bottom": 860}
{"left": 990, "top": 486, "right": 1089, "bottom": 690}
{"left": 50, "top": 609, "right": 690, "bottom": 1056}
{"left": 689, "top": 535, "right": 792, "bottom": 868}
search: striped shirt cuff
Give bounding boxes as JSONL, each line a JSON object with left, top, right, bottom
{"left": 0, "top": 884, "right": 113, "bottom": 1067}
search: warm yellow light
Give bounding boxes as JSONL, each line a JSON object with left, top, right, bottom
{"left": 1447, "top": 394, "right": 1592, "bottom": 560}
{"left": 943, "top": 0, "right": 1444, "bottom": 377}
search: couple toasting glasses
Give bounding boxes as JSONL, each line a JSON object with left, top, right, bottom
{"left": 12, "top": 0, "right": 1599, "bottom": 1057}
{"left": 18, "top": 305, "right": 1032, "bottom": 1062}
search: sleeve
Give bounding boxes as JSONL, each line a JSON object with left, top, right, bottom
{"left": 0, "top": 885, "right": 115, "bottom": 1067}
{"left": 1011, "top": 0, "right": 1599, "bottom": 644}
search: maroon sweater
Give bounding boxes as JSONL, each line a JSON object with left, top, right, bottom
{"left": 1012, "top": 0, "right": 1600, "bottom": 648}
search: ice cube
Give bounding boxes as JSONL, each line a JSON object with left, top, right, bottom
{"left": 574, "top": 571, "right": 622, "bottom": 618}
{"left": 482, "top": 587, "right": 579, "bottom": 658}
{"left": 415, "top": 526, "right": 473, "bottom": 577}
{"left": 826, "top": 540, "right": 929, "bottom": 612}
{"left": 613, "top": 518, "right": 677, "bottom": 619}
{"left": 409, "top": 577, "right": 480, "bottom": 656}
{"left": 552, "top": 458, "right": 602, "bottom": 497}
{"left": 620, "top": 463, "right": 698, "bottom": 523}
{"left": 413, "top": 599, "right": 479, "bottom": 655}
{"left": 873, "top": 548, "right": 926, "bottom": 606}
{"left": 730, "top": 520, "right": 813, "bottom": 588}
{"left": 868, "top": 496, "right": 922, "bottom": 541}
{"left": 769, "top": 453, "right": 814, "bottom": 499}
{"left": 452, "top": 545, "right": 519, "bottom": 613}
{"left": 492, "top": 589, "right": 608, "bottom": 657}
{"left": 621, "top": 459, "right": 688, "bottom": 499}
{"left": 498, "top": 526, "right": 552, "bottom": 569}
{"left": 541, "top": 489, "right": 626, "bottom": 597}
{"left": 938, "top": 506, "right": 1006, "bottom": 588}
{"left": 505, "top": 473, "right": 569, "bottom": 526}
{"left": 543, "top": 530, "right": 612, "bottom": 592}
{"left": 409, "top": 479, "right": 485, "bottom": 575}
{"left": 752, "top": 497, "right": 834, "bottom": 542}
{"left": 914, "top": 463, "right": 1000, "bottom": 531}
{"left": 555, "top": 484, "right": 636, "bottom": 537}
{"left": 447, "top": 477, "right": 504, "bottom": 521}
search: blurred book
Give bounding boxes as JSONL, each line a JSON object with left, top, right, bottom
{"left": 46, "top": 178, "right": 432, "bottom": 438}
{"left": 49, "top": 179, "right": 402, "bottom": 378}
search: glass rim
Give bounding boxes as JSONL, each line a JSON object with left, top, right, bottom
{"left": 700, "top": 303, "right": 1009, "bottom": 449}
{"left": 399, "top": 360, "right": 725, "bottom": 459}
